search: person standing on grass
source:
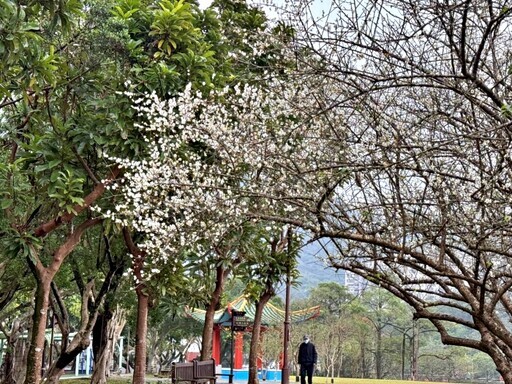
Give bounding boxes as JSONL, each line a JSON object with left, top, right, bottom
{"left": 298, "top": 335, "right": 317, "bottom": 384}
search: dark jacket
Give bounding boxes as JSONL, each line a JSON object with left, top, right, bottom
{"left": 298, "top": 341, "right": 317, "bottom": 365}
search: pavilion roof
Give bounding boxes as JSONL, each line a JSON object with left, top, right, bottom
{"left": 186, "top": 295, "right": 320, "bottom": 327}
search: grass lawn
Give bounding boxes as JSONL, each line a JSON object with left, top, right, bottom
{"left": 60, "top": 376, "right": 465, "bottom": 384}
{"left": 297, "top": 377, "right": 463, "bottom": 384}
{"left": 307, "top": 378, "right": 462, "bottom": 384}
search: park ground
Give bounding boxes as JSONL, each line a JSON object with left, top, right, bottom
{"left": 59, "top": 376, "right": 476, "bottom": 384}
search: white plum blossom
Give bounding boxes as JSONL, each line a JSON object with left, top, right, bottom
{"left": 108, "top": 79, "right": 349, "bottom": 267}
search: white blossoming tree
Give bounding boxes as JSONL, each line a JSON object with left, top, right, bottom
{"left": 111, "top": 73, "right": 347, "bottom": 382}
{"left": 112, "top": 76, "right": 345, "bottom": 256}
{"left": 107, "top": 1, "right": 304, "bottom": 380}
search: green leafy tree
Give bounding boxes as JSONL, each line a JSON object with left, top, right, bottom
{"left": 146, "top": 296, "right": 203, "bottom": 372}
{"left": 238, "top": 227, "right": 299, "bottom": 384}
{"left": 106, "top": 0, "right": 298, "bottom": 381}
{"left": 358, "top": 288, "right": 405, "bottom": 379}
{"left": 303, "top": 283, "right": 355, "bottom": 378}
{"left": 0, "top": 0, "right": 208, "bottom": 381}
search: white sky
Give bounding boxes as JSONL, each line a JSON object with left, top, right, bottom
{"left": 197, "top": 0, "right": 329, "bottom": 25}
{"left": 198, "top": 0, "right": 213, "bottom": 9}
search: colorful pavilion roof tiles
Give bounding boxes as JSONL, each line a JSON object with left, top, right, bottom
{"left": 187, "top": 295, "right": 320, "bottom": 327}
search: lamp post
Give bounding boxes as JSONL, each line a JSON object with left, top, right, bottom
{"left": 230, "top": 315, "right": 234, "bottom": 384}
{"left": 281, "top": 228, "right": 292, "bottom": 384}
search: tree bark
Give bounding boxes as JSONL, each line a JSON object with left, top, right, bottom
{"left": 133, "top": 289, "right": 149, "bottom": 384}
{"left": 201, "top": 264, "right": 229, "bottom": 361}
{"left": 24, "top": 275, "right": 51, "bottom": 384}
{"left": 92, "top": 310, "right": 113, "bottom": 383}
{"left": 359, "top": 339, "right": 366, "bottom": 378}
{"left": 44, "top": 330, "right": 93, "bottom": 383}
{"left": 411, "top": 321, "right": 419, "bottom": 381}
{"left": 123, "top": 228, "right": 149, "bottom": 384}
{"left": 375, "top": 325, "right": 382, "bottom": 379}
{"left": 1, "top": 317, "right": 28, "bottom": 384}
{"left": 2, "top": 345, "right": 15, "bottom": 384}
{"left": 91, "top": 306, "right": 127, "bottom": 384}
{"left": 24, "top": 218, "right": 102, "bottom": 384}
{"left": 248, "top": 293, "right": 272, "bottom": 384}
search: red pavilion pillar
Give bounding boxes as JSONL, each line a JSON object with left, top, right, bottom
{"left": 212, "top": 326, "right": 222, "bottom": 365}
{"left": 234, "top": 332, "right": 244, "bottom": 369}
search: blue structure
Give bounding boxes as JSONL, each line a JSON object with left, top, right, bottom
{"left": 220, "top": 368, "right": 282, "bottom": 381}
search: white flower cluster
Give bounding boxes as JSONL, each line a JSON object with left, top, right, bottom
{"left": 108, "top": 79, "right": 348, "bottom": 267}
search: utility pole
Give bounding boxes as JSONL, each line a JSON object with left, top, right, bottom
{"left": 281, "top": 228, "right": 292, "bottom": 384}
{"left": 230, "top": 314, "right": 234, "bottom": 384}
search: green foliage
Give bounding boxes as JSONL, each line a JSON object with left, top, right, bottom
{"left": 149, "top": 0, "right": 199, "bottom": 58}
{"left": 47, "top": 169, "right": 85, "bottom": 213}
{"left": 239, "top": 226, "right": 299, "bottom": 302}
{"left": 307, "top": 282, "right": 354, "bottom": 317}
{"left": 3, "top": 229, "right": 42, "bottom": 262}
{"left": 501, "top": 103, "right": 512, "bottom": 118}
{"left": 0, "top": 0, "right": 84, "bottom": 97}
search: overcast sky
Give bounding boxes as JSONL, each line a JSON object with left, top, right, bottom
{"left": 197, "top": 0, "right": 213, "bottom": 9}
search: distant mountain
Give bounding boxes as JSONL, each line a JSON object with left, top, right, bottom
{"left": 296, "top": 254, "right": 345, "bottom": 297}
{"left": 281, "top": 241, "right": 346, "bottom": 300}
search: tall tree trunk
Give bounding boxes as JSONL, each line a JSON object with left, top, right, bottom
{"left": 123, "top": 228, "right": 149, "bottom": 384}
{"left": 401, "top": 333, "right": 406, "bottom": 380}
{"left": 3, "top": 346, "right": 15, "bottom": 384}
{"left": 24, "top": 218, "right": 102, "bottom": 384}
{"left": 410, "top": 320, "right": 419, "bottom": 381}
{"left": 248, "top": 293, "right": 272, "bottom": 384}
{"left": 91, "top": 307, "right": 127, "bottom": 384}
{"left": 92, "top": 310, "right": 113, "bottom": 383}
{"left": 133, "top": 288, "right": 149, "bottom": 384}
{"left": 2, "top": 317, "right": 28, "bottom": 384}
{"left": 375, "top": 326, "right": 382, "bottom": 379}
{"left": 90, "top": 234, "right": 128, "bottom": 382}
{"left": 13, "top": 332, "right": 29, "bottom": 384}
{"left": 25, "top": 273, "right": 52, "bottom": 384}
{"left": 201, "top": 264, "right": 229, "bottom": 361}
{"left": 359, "top": 340, "right": 366, "bottom": 378}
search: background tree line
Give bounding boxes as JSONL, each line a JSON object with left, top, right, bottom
{"left": 287, "top": 282, "right": 499, "bottom": 383}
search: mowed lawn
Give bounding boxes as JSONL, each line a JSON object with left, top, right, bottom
{"left": 61, "top": 376, "right": 466, "bottom": 384}
{"left": 300, "top": 378, "right": 463, "bottom": 384}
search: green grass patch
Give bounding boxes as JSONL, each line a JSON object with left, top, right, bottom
{"left": 60, "top": 378, "right": 131, "bottom": 384}
{"left": 60, "top": 376, "right": 464, "bottom": 384}
{"left": 308, "top": 378, "right": 462, "bottom": 384}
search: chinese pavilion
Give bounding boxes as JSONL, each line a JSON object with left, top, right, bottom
{"left": 187, "top": 295, "right": 320, "bottom": 372}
